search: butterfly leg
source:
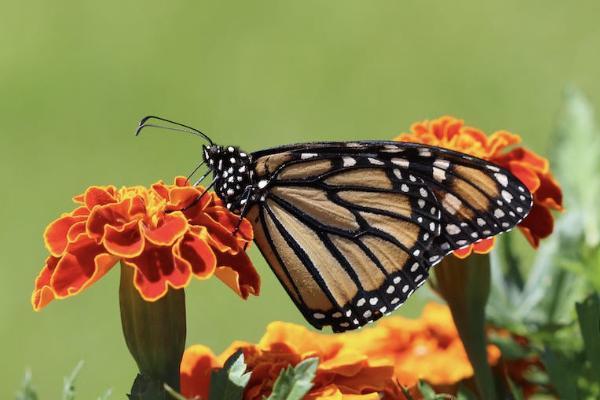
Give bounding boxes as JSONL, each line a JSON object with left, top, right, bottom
{"left": 232, "top": 186, "right": 255, "bottom": 236}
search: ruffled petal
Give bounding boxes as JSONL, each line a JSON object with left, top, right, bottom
{"left": 32, "top": 257, "right": 60, "bottom": 310}
{"left": 215, "top": 250, "right": 261, "bottom": 299}
{"left": 103, "top": 219, "right": 145, "bottom": 258}
{"left": 178, "top": 230, "right": 217, "bottom": 279}
{"left": 518, "top": 204, "right": 555, "bottom": 248}
{"left": 144, "top": 211, "right": 189, "bottom": 246}
{"left": 125, "top": 244, "right": 193, "bottom": 301}
{"left": 49, "top": 238, "right": 117, "bottom": 299}
{"left": 86, "top": 199, "right": 135, "bottom": 242}
{"left": 44, "top": 215, "right": 86, "bottom": 257}
{"left": 84, "top": 186, "right": 117, "bottom": 209}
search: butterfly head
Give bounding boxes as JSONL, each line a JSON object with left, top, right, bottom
{"left": 203, "top": 145, "right": 253, "bottom": 212}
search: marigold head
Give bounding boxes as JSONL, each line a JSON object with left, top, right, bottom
{"left": 395, "top": 116, "right": 563, "bottom": 257}
{"left": 181, "top": 322, "right": 402, "bottom": 400}
{"left": 33, "top": 177, "right": 260, "bottom": 310}
{"left": 340, "top": 302, "right": 501, "bottom": 389}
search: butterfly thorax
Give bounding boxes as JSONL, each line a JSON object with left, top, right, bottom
{"left": 203, "top": 145, "right": 253, "bottom": 212}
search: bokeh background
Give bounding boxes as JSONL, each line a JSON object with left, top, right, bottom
{"left": 2, "top": 1, "right": 599, "bottom": 397}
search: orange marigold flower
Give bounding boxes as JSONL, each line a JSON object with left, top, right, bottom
{"left": 395, "top": 116, "right": 563, "bottom": 257}
{"left": 341, "top": 302, "right": 501, "bottom": 391}
{"left": 181, "top": 322, "right": 402, "bottom": 400}
{"left": 32, "top": 177, "right": 259, "bottom": 310}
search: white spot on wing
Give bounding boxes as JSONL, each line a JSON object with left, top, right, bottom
{"left": 301, "top": 153, "right": 317, "bottom": 159}
{"left": 446, "top": 224, "right": 461, "bottom": 235}
{"left": 391, "top": 158, "right": 409, "bottom": 167}
{"left": 343, "top": 157, "right": 356, "bottom": 167}
{"left": 495, "top": 173, "right": 508, "bottom": 187}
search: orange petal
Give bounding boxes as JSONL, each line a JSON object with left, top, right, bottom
{"left": 533, "top": 172, "right": 564, "bottom": 211}
{"left": 215, "top": 250, "right": 260, "bottom": 299}
{"left": 84, "top": 186, "right": 117, "bottom": 209}
{"left": 505, "top": 161, "right": 541, "bottom": 193}
{"left": 103, "top": 219, "right": 145, "bottom": 258}
{"left": 179, "top": 231, "right": 217, "bottom": 278}
{"left": 180, "top": 345, "right": 221, "bottom": 400}
{"left": 126, "top": 244, "right": 193, "bottom": 301}
{"left": 86, "top": 199, "right": 135, "bottom": 242}
{"left": 518, "top": 204, "right": 555, "bottom": 248}
{"left": 44, "top": 215, "right": 86, "bottom": 257}
{"left": 144, "top": 212, "right": 189, "bottom": 246}
{"left": 49, "top": 238, "right": 117, "bottom": 299}
{"left": 32, "top": 257, "right": 60, "bottom": 310}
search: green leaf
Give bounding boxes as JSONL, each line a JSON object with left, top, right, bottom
{"left": 16, "top": 370, "right": 38, "bottom": 400}
{"left": 417, "top": 381, "right": 437, "bottom": 400}
{"left": 541, "top": 347, "right": 579, "bottom": 400}
{"left": 554, "top": 86, "right": 600, "bottom": 247}
{"left": 506, "top": 378, "right": 525, "bottom": 400}
{"left": 62, "top": 361, "right": 84, "bottom": 400}
{"left": 208, "top": 350, "right": 251, "bottom": 400}
{"left": 576, "top": 293, "right": 600, "bottom": 382}
{"left": 267, "top": 358, "right": 318, "bottom": 400}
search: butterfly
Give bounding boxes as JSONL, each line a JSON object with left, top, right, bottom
{"left": 137, "top": 116, "right": 533, "bottom": 332}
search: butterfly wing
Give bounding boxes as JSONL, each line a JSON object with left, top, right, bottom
{"left": 247, "top": 141, "right": 532, "bottom": 332}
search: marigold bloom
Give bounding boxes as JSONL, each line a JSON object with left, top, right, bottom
{"left": 341, "top": 302, "right": 501, "bottom": 390}
{"left": 32, "top": 177, "right": 259, "bottom": 310}
{"left": 181, "top": 322, "right": 402, "bottom": 400}
{"left": 395, "top": 116, "right": 563, "bottom": 257}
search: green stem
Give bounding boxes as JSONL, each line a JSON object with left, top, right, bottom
{"left": 434, "top": 254, "right": 497, "bottom": 400}
{"left": 119, "top": 262, "right": 186, "bottom": 393}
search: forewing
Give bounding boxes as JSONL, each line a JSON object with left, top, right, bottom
{"left": 249, "top": 150, "right": 442, "bottom": 332}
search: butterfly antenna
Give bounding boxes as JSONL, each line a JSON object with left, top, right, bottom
{"left": 135, "top": 115, "right": 214, "bottom": 145}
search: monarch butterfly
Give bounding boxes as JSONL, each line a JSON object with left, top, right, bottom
{"left": 137, "top": 116, "right": 533, "bottom": 332}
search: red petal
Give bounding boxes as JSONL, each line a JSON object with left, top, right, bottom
{"left": 534, "top": 173, "right": 564, "bottom": 211}
{"left": 32, "top": 257, "right": 59, "bottom": 310}
{"left": 44, "top": 215, "right": 86, "bottom": 257}
{"left": 144, "top": 212, "right": 189, "bottom": 246}
{"left": 86, "top": 200, "right": 134, "bottom": 241}
{"left": 50, "top": 237, "right": 117, "bottom": 298}
{"left": 125, "top": 244, "right": 192, "bottom": 301}
{"left": 180, "top": 345, "right": 221, "bottom": 400}
{"left": 518, "top": 204, "right": 555, "bottom": 248}
{"left": 103, "top": 219, "right": 145, "bottom": 258}
{"left": 215, "top": 250, "right": 260, "bottom": 299}
{"left": 84, "top": 186, "right": 117, "bottom": 209}
{"left": 505, "top": 161, "right": 541, "bottom": 193}
{"left": 452, "top": 245, "right": 474, "bottom": 259}
{"left": 178, "top": 231, "right": 217, "bottom": 278}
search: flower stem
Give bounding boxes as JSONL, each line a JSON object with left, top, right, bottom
{"left": 434, "top": 254, "right": 497, "bottom": 400}
{"left": 119, "top": 262, "right": 186, "bottom": 393}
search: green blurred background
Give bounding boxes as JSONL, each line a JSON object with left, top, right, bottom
{"left": 1, "top": 0, "right": 599, "bottom": 397}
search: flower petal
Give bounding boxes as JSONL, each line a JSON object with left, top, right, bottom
{"left": 125, "top": 244, "right": 193, "bottom": 301}
{"left": 518, "top": 204, "right": 555, "bottom": 248}
{"left": 103, "top": 219, "right": 145, "bottom": 258}
{"left": 144, "top": 211, "right": 189, "bottom": 246}
{"left": 44, "top": 215, "right": 86, "bottom": 257}
{"left": 179, "top": 230, "right": 217, "bottom": 279}
{"left": 180, "top": 345, "right": 221, "bottom": 400}
{"left": 49, "top": 237, "right": 117, "bottom": 299}
{"left": 32, "top": 257, "right": 60, "bottom": 310}
{"left": 215, "top": 250, "right": 260, "bottom": 299}
{"left": 84, "top": 186, "right": 117, "bottom": 209}
{"left": 86, "top": 199, "right": 136, "bottom": 242}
